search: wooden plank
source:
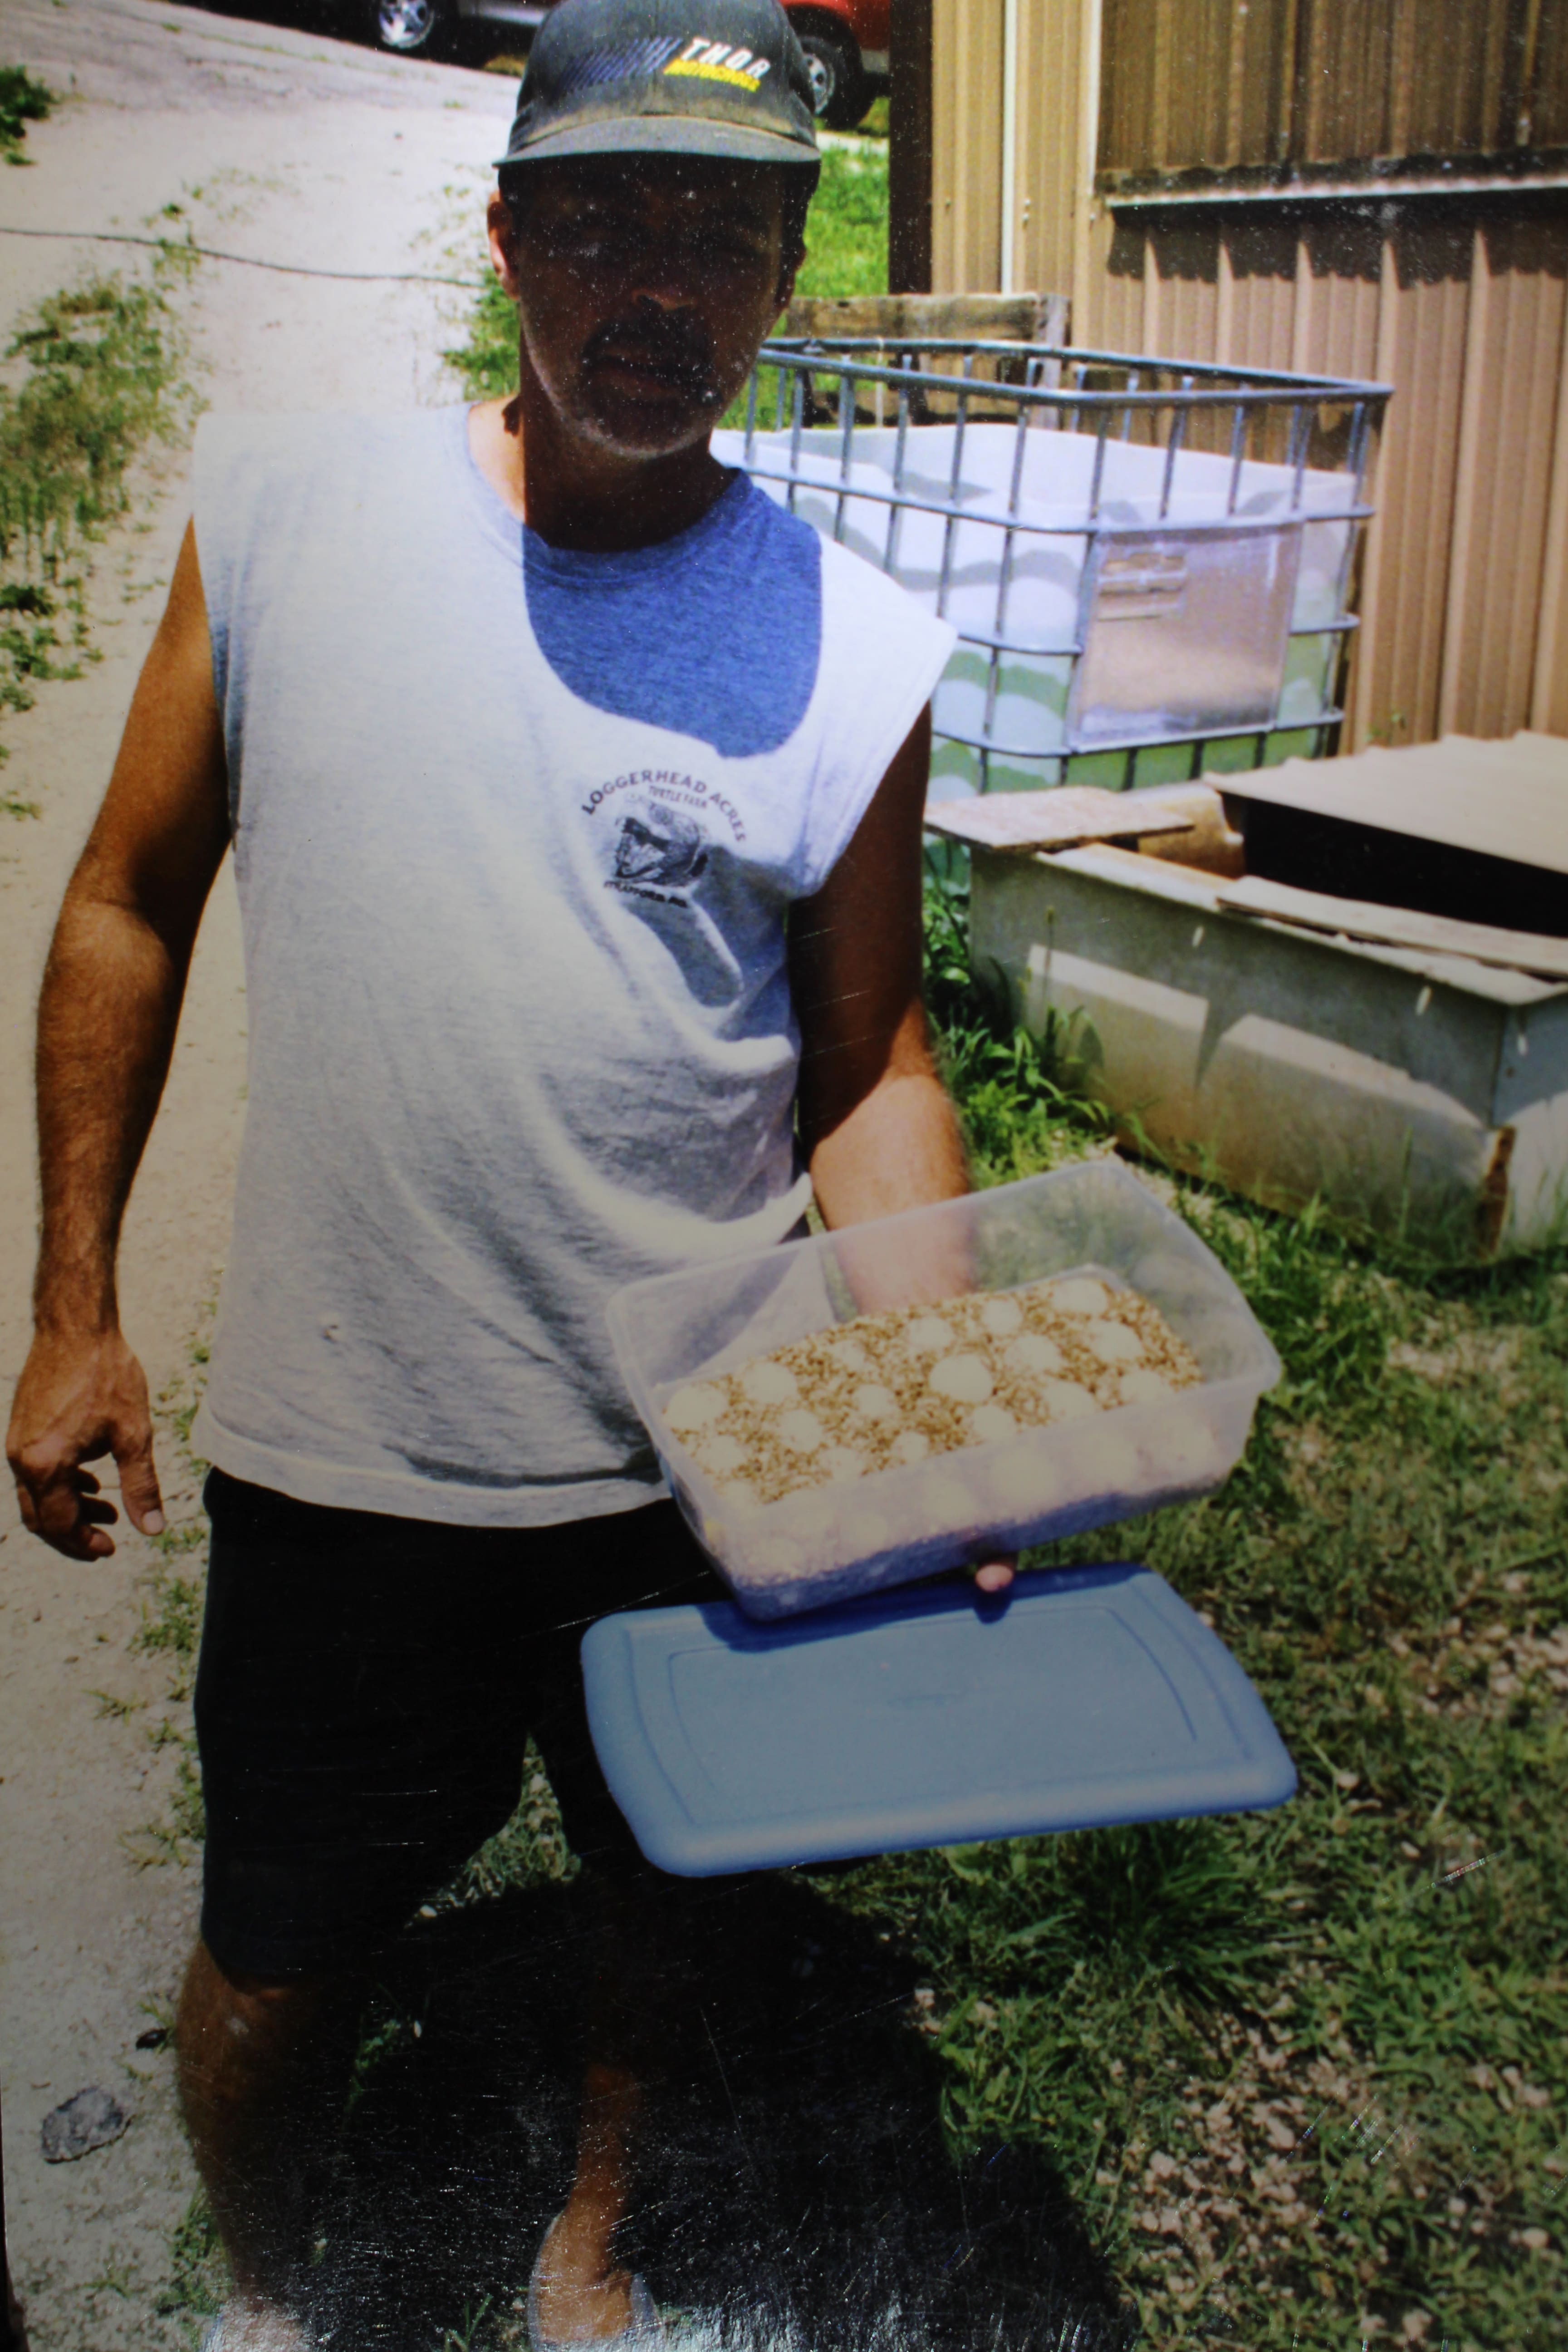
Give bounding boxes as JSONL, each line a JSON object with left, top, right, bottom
{"left": 779, "top": 293, "right": 1054, "bottom": 344}
{"left": 923, "top": 786, "right": 1197, "bottom": 852}
{"left": 1216, "top": 872, "right": 1568, "bottom": 979}
{"left": 1214, "top": 732, "right": 1568, "bottom": 873}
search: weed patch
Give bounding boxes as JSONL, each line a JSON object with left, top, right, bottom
{"left": 0, "top": 253, "right": 195, "bottom": 779}
{"left": 153, "top": 2190, "right": 229, "bottom": 2327}
{"left": 0, "top": 64, "right": 53, "bottom": 163}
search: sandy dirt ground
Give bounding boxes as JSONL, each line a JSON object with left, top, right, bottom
{"left": 0, "top": 7, "right": 515, "bottom": 2342}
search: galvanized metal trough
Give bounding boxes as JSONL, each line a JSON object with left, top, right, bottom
{"left": 931, "top": 735, "right": 1568, "bottom": 1257}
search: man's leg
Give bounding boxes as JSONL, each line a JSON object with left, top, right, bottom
{"left": 529, "top": 2058, "right": 645, "bottom": 2342}
{"left": 524, "top": 1506, "right": 726, "bottom": 2343}
{"left": 176, "top": 1940, "right": 364, "bottom": 2343}
{"left": 189, "top": 1472, "right": 534, "bottom": 2341}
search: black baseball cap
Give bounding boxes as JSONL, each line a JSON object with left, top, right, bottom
{"left": 496, "top": 0, "right": 821, "bottom": 176}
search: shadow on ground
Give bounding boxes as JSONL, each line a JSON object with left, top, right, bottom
{"left": 304, "top": 1872, "right": 1134, "bottom": 2350}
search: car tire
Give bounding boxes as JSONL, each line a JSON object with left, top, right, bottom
{"left": 366, "top": 0, "right": 448, "bottom": 53}
{"left": 795, "top": 29, "right": 869, "bottom": 130}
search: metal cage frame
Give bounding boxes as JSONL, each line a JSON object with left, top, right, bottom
{"left": 738, "top": 338, "right": 1394, "bottom": 792}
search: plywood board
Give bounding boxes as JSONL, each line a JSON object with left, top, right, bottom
{"left": 923, "top": 787, "right": 1196, "bottom": 853}
{"left": 1216, "top": 872, "right": 1568, "bottom": 981}
{"left": 780, "top": 294, "right": 1054, "bottom": 344}
{"left": 1214, "top": 732, "right": 1568, "bottom": 874}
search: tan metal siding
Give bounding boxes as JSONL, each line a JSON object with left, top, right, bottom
{"left": 924, "top": 0, "right": 1568, "bottom": 743}
{"left": 931, "top": 0, "right": 1005, "bottom": 295}
{"left": 1095, "top": 0, "right": 1568, "bottom": 181}
{"left": 1014, "top": 0, "right": 1083, "bottom": 297}
{"left": 1352, "top": 222, "right": 1475, "bottom": 746}
{"left": 1533, "top": 0, "right": 1568, "bottom": 147}
{"left": 1535, "top": 289, "right": 1568, "bottom": 730}
{"left": 1438, "top": 215, "right": 1568, "bottom": 735}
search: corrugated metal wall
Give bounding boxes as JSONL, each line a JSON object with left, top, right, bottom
{"left": 923, "top": 0, "right": 1568, "bottom": 747}
{"left": 1094, "top": 0, "right": 1568, "bottom": 180}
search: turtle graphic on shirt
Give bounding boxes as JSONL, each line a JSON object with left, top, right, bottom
{"left": 613, "top": 804, "right": 710, "bottom": 892}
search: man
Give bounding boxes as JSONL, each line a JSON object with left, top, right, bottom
{"left": 6, "top": 1, "right": 1010, "bottom": 2343}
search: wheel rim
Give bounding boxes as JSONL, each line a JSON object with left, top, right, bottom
{"left": 377, "top": 0, "right": 436, "bottom": 47}
{"left": 804, "top": 52, "right": 836, "bottom": 116}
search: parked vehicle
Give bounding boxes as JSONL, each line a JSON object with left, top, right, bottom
{"left": 361, "top": 0, "right": 890, "bottom": 128}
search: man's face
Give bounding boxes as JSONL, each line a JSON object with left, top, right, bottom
{"left": 490, "top": 156, "right": 799, "bottom": 460}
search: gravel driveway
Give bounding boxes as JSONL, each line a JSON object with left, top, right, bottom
{"left": 0, "top": 9, "right": 514, "bottom": 2342}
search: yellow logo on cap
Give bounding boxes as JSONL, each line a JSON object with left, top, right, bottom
{"left": 664, "top": 37, "right": 771, "bottom": 91}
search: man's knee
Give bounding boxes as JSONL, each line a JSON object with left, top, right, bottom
{"left": 177, "top": 1939, "right": 362, "bottom": 2100}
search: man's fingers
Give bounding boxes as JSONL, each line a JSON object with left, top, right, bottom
{"left": 972, "top": 1558, "right": 1017, "bottom": 1595}
{"left": 114, "top": 1424, "right": 165, "bottom": 1538}
{"left": 29, "top": 1467, "right": 117, "bottom": 1559}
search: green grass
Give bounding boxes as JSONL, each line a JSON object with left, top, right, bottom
{"left": 154, "top": 2190, "right": 229, "bottom": 2329}
{"left": 794, "top": 886, "right": 1568, "bottom": 2348}
{"left": 0, "top": 64, "right": 53, "bottom": 164}
{"left": 443, "top": 141, "right": 888, "bottom": 405}
{"left": 0, "top": 251, "right": 194, "bottom": 788}
{"left": 789, "top": 140, "right": 889, "bottom": 302}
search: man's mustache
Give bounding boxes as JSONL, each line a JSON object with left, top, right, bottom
{"left": 584, "top": 314, "right": 717, "bottom": 394}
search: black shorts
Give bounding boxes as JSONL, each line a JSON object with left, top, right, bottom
{"left": 194, "top": 1468, "right": 725, "bottom": 1981}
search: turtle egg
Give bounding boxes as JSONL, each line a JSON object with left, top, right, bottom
{"left": 821, "top": 1446, "right": 867, "bottom": 1485}
{"left": 890, "top": 1430, "right": 931, "bottom": 1466}
{"left": 979, "top": 1294, "right": 1024, "bottom": 1338}
{"left": 928, "top": 1353, "right": 994, "bottom": 1405}
{"left": 1049, "top": 1276, "right": 1111, "bottom": 1316}
{"left": 970, "top": 1404, "right": 1018, "bottom": 1446}
{"left": 1003, "top": 1332, "right": 1064, "bottom": 1378}
{"left": 1119, "top": 1367, "right": 1172, "bottom": 1406}
{"left": 666, "top": 1382, "right": 726, "bottom": 1433}
{"left": 924, "top": 1474, "right": 974, "bottom": 1529}
{"left": 825, "top": 1338, "right": 872, "bottom": 1376}
{"left": 852, "top": 1382, "right": 901, "bottom": 1424}
{"left": 905, "top": 1314, "right": 957, "bottom": 1355}
{"left": 1068, "top": 1428, "right": 1142, "bottom": 1495}
{"left": 1039, "top": 1379, "right": 1098, "bottom": 1422}
{"left": 993, "top": 1452, "right": 1062, "bottom": 1514}
{"left": 1142, "top": 1421, "right": 1224, "bottom": 1487}
{"left": 1083, "top": 1319, "right": 1144, "bottom": 1366}
{"left": 696, "top": 1433, "right": 750, "bottom": 1478}
{"left": 753, "top": 1537, "right": 804, "bottom": 1582}
{"left": 776, "top": 1408, "right": 825, "bottom": 1455}
{"left": 741, "top": 1358, "right": 799, "bottom": 1408}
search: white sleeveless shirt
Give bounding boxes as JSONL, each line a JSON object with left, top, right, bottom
{"left": 190, "top": 406, "right": 954, "bottom": 1528}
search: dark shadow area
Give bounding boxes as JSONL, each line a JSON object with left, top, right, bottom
{"left": 304, "top": 1872, "right": 1135, "bottom": 2350}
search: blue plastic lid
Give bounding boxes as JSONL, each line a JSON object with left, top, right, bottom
{"left": 582, "top": 1565, "right": 1296, "bottom": 1876}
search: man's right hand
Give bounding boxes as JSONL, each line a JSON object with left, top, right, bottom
{"left": 6, "top": 1327, "right": 165, "bottom": 1561}
{"left": 9, "top": 517, "right": 225, "bottom": 1566}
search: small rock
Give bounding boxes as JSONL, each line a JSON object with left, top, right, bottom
{"left": 40, "top": 2086, "right": 129, "bottom": 2163}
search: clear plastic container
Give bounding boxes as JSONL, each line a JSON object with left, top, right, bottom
{"left": 606, "top": 1162, "right": 1282, "bottom": 1620}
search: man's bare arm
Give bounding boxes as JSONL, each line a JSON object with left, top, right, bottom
{"left": 6, "top": 520, "right": 231, "bottom": 1560}
{"left": 789, "top": 708, "right": 1014, "bottom": 1594}
{"left": 790, "top": 707, "right": 969, "bottom": 1227}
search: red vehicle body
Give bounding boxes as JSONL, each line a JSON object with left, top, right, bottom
{"left": 365, "top": 0, "right": 891, "bottom": 127}
{"left": 780, "top": 0, "right": 891, "bottom": 126}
